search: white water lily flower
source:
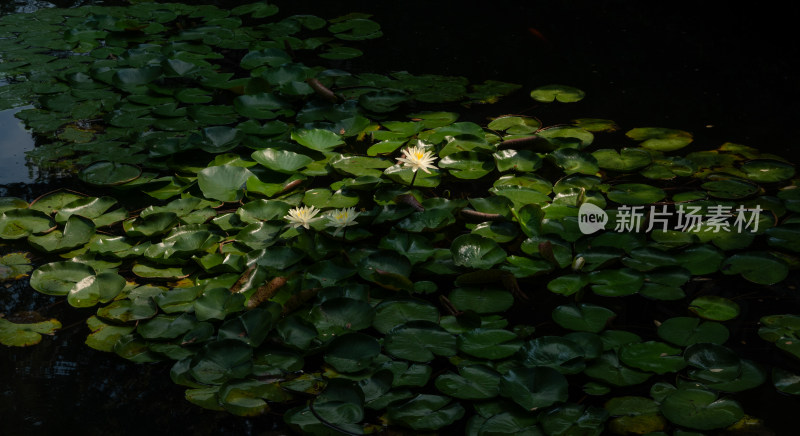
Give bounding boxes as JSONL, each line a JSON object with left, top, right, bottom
{"left": 327, "top": 207, "right": 360, "bottom": 235}
{"left": 396, "top": 144, "right": 437, "bottom": 173}
{"left": 284, "top": 205, "right": 322, "bottom": 229}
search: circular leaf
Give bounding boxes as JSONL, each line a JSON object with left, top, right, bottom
{"left": 660, "top": 388, "right": 743, "bottom": 430}
{"left": 531, "top": 84, "right": 585, "bottom": 103}
{"left": 450, "top": 234, "right": 507, "bottom": 269}
{"left": 79, "top": 161, "right": 142, "bottom": 186}
{"left": 689, "top": 295, "right": 740, "bottom": 321}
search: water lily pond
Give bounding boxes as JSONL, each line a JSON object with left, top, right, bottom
{"left": 2, "top": 1, "right": 800, "bottom": 435}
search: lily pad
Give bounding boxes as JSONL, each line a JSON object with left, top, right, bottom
{"left": 552, "top": 303, "right": 616, "bottom": 333}
{"left": 689, "top": 295, "right": 740, "bottom": 321}
{"left": 720, "top": 251, "right": 789, "bottom": 285}
{"left": 657, "top": 317, "right": 730, "bottom": 346}
{"left": 0, "top": 209, "right": 55, "bottom": 239}
{"left": 530, "top": 84, "right": 585, "bottom": 103}
{"left": 0, "top": 318, "right": 62, "bottom": 347}
{"left": 660, "top": 388, "right": 744, "bottom": 430}
{"left": 450, "top": 234, "right": 507, "bottom": 270}
{"left": 79, "top": 161, "right": 142, "bottom": 186}
{"left": 607, "top": 183, "right": 666, "bottom": 205}
{"left": 626, "top": 127, "right": 693, "bottom": 152}
{"left": 500, "top": 366, "right": 568, "bottom": 409}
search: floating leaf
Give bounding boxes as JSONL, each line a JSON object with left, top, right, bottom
{"left": 626, "top": 127, "right": 693, "bottom": 152}
{"left": 500, "top": 367, "right": 568, "bottom": 409}
{"left": 660, "top": 388, "right": 743, "bottom": 430}
{"left": 720, "top": 251, "right": 789, "bottom": 285}
{"left": 198, "top": 165, "right": 254, "bottom": 202}
{"left": 531, "top": 84, "right": 585, "bottom": 103}
{"left": 0, "top": 318, "right": 61, "bottom": 347}
{"left": 689, "top": 296, "right": 740, "bottom": 321}
{"left": 450, "top": 234, "right": 507, "bottom": 269}
{"left": 0, "top": 209, "right": 55, "bottom": 239}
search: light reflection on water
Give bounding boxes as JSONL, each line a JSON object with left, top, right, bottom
{"left": 0, "top": 105, "right": 37, "bottom": 184}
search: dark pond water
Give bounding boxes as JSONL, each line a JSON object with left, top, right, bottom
{"left": 1, "top": 0, "right": 799, "bottom": 435}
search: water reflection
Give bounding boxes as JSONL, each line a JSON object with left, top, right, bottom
{"left": 0, "top": 106, "right": 37, "bottom": 184}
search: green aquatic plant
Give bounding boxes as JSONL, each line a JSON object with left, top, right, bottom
{"left": 1, "top": 2, "right": 799, "bottom": 434}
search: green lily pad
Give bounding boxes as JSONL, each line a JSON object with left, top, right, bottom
{"left": 28, "top": 215, "right": 95, "bottom": 253}
{"left": 198, "top": 165, "right": 254, "bottom": 202}
{"left": 435, "top": 365, "right": 501, "bottom": 400}
{"left": 584, "top": 351, "right": 652, "bottom": 387}
{"left": 79, "top": 161, "right": 142, "bottom": 186}
{"left": 0, "top": 317, "right": 61, "bottom": 347}
{"left": 0, "top": 252, "right": 32, "bottom": 281}
{"left": 552, "top": 303, "right": 616, "bottom": 333}
{"left": 29, "top": 261, "right": 95, "bottom": 296}
{"left": 607, "top": 183, "right": 666, "bottom": 205}
{"left": 619, "top": 341, "right": 686, "bottom": 374}
{"left": 548, "top": 148, "right": 599, "bottom": 175}
{"left": 0, "top": 209, "right": 55, "bottom": 239}
{"left": 740, "top": 159, "right": 795, "bottom": 183}
{"left": 458, "top": 328, "right": 522, "bottom": 360}
{"left": 439, "top": 151, "right": 494, "bottom": 179}
{"left": 773, "top": 367, "right": 800, "bottom": 395}
{"left": 493, "top": 149, "right": 543, "bottom": 173}
{"left": 657, "top": 317, "right": 730, "bottom": 346}
{"left": 626, "top": 127, "right": 693, "bottom": 152}
{"left": 372, "top": 299, "right": 440, "bottom": 334}
{"left": 448, "top": 287, "right": 513, "bottom": 314}
{"left": 384, "top": 321, "right": 457, "bottom": 362}
{"left": 720, "top": 251, "right": 789, "bottom": 285}
{"left": 592, "top": 148, "right": 652, "bottom": 172}
{"left": 660, "top": 388, "right": 744, "bottom": 430}
{"left": 386, "top": 394, "right": 465, "bottom": 431}
{"left": 500, "top": 366, "right": 568, "bottom": 409}
{"left": 67, "top": 270, "right": 126, "bottom": 308}
{"left": 291, "top": 128, "right": 344, "bottom": 151}
{"left": 689, "top": 295, "right": 740, "bottom": 321}
{"left": 251, "top": 148, "right": 313, "bottom": 173}
{"left": 518, "top": 336, "right": 586, "bottom": 374}
{"left": 450, "top": 234, "right": 507, "bottom": 269}
{"left": 329, "top": 18, "right": 382, "bottom": 41}
{"left": 701, "top": 178, "right": 759, "bottom": 199}
{"left": 488, "top": 116, "right": 541, "bottom": 134}
{"left": 324, "top": 332, "right": 381, "bottom": 373}
{"left": 531, "top": 84, "right": 585, "bottom": 103}
{"left": 758, "top": 314, "right": 800, "bottom": 360}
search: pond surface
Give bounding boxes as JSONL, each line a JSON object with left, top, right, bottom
{"left": 1, "top": 0, "right": 799, "bottom": 435}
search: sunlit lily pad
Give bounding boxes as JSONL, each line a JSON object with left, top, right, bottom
{"left": 592, "top": 148, "right": 652, "bottom": 172}
{"left": 530, "top": 84, "right": 585, "bottom": 103}
{"left": 689, "top": 295, "right": 740, "bottom": 321}
{"left": 740, "top": 159, "right": 795, "bottom": 183}
{"left": 607, "top": 183, "right": 666, "bottom": 205}
{"left": 0, "top": 209, "right": 55, "bottom": 240}
{"left": 450, "top": 234, "right": 507, "bottom": 269}
{"left": 0, "top": 318, "right": 61, "bottom": 347}
{"left": 626, "top": 127, "right": 693, "bottom": 152}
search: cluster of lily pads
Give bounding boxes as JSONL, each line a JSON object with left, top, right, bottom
{"left": 1, "top": 2, "right": 800, "bottom": 434}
